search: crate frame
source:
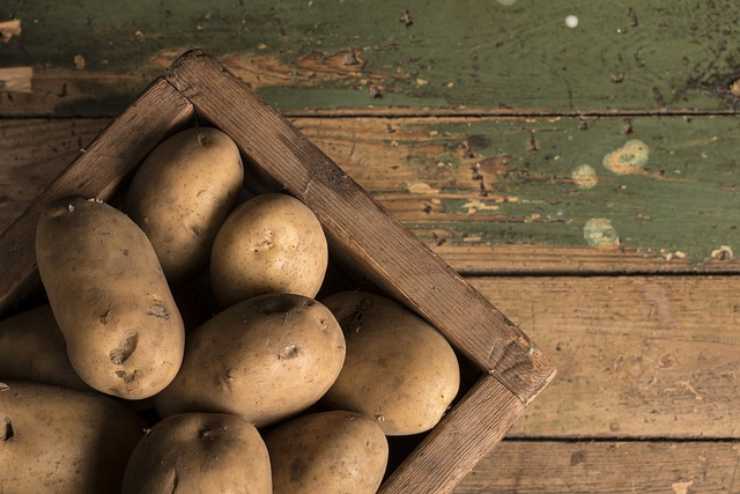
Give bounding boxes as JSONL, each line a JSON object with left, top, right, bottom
{"left": 0, "top": 51, "right": 555, "bottom": 494}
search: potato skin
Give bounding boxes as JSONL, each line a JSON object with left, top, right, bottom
{"left": 126, "top": 128, "right": 243, "bottom": 281}
{"left": 0, "top": 306, "right": 88, "bottom": 391}
{"left": 210, "top": 193, "right": 328, "bottom": 308}
{"left": 122, "top": 413, "right": 271, "bottom": 494}
{"left": 156, "top": 294, "right": 345, "bottom": 427}
{"left": 0, "top": 381, "right": 142, "bottom": 492}
{"left": 35, "top": 198, "right": 185, "bottom": 399}
{"left": 322, "top": 291, "right": 460, "bottom": 435}
{"left": 266, "top": 411, "right": 388, "bottom": 494}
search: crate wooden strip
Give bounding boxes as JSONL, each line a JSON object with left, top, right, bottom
{"left": 166, "top": 50, "right": 555, "bottom": 403}
{"left": 382, "top": 376, "right": 524, "bottom": 494}
{"left": 3, "top": 115, "right": 740, "bottom": 275}
{"left": 455, "top": 440, "right": 740, "bottom": 493}
{"left": 0, "top": 79, "right": 193, "bottom": 315}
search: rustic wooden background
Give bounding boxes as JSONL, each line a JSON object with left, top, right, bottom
{"left": 1, "top": 1, "right": 739, "bottom": 492}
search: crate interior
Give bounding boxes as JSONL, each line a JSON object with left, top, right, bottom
{"left": 7, "top": 118, "right": 485, "bottom": 481}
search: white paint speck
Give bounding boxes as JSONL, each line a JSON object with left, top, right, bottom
{"left": 565, "top": 15, "right": 579, "bottom": 28}
{"left": 497, "top": 0, "right": 517, "bottom": 5}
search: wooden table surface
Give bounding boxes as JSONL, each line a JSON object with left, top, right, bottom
{"left": 2, "top": 1, "right": 739, "bottom": 492}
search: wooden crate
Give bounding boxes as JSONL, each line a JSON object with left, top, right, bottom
{"left": 0, "top": 51, "right": 555, "bottom": 494}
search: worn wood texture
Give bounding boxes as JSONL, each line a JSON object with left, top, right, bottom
{"left": 455, "top": 440, "right": 740, "bottom": 493}
{"left": 2, "top": 115, "right": 739, "bottom": 273}
{"left": 1, "top": 0, "right": 738, "bottom": 116}
{"left": 382, "top": 376, "right": 524, "bottom": 494}
{"left": 0, "top": 79, "right": 193, "bottom": 314}
{"left": 470, "top": 276, "right": 740, "bottom": 438}
{"left": 166, "top": 51, "right": 555, "bottom": 403}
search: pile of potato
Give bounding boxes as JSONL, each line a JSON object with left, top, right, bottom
{"left": 0, "top": 128, "right": 461, "bottom": 493}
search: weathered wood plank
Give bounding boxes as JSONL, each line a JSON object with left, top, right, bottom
{"left": 1, "top": 0, "right": 738, "bottom": 116}
{"left": 473, "top": 276, "right": 740, "bottom": 438}
{"left": 2, "top": 115, "right": 738, "bottom": 273}
{"left": 456, "top": 440, "right": 740, "bottom": 493}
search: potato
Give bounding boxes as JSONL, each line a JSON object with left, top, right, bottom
{"left": 35, "top": 197, "right": 185, "bottom": 399}
{"left": 156, "top": 293, "right": 345, "bottom": 426}
{"left": 0, "top": 381, "right": 142, "bottom": 492}
{"left": 0, "top": 305, "right": 88, "bottom": 391}
{"left": 266, "top": 411, "right": 388, "bottom": 494}
{"left": 126, "top": 128, "right": 243, "bottom": 281}
{"left": 322, "top": 291, "right": 460, "bottom": 435}
{"left": 210, "top": 193, "right": 328, "bottom": 307}
{"left": 122, "top": 413, "right": 271, "bottom": 494}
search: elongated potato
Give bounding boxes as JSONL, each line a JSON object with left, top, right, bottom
{"left": 0, "top": 306, "right": 88, "bottom": 391}
{"left": 322, "top": 291, "right": 460, "bottom": 435}
{"left": 266, "top": 411, "right": 388, "bottom": 494}
{"left": 126, "top": 128, "right": 244, "bottom": 281}
{"left": 35, "top": 198, "right": 185, "bottom": 399}
{"left": 122, "top": 413, "right": 271, "bottom": 494}
{"left": 156, "top": 293, "right": 345, "bottom": 426}
{"left": 210, "top": 193, "right": 328, "bottom": 308}
{"left": 0, "top": 381, "right": 142, "bottom": 492}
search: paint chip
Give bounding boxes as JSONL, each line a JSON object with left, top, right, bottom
{"left": 0, "top": 66, "right": 32, "bottom": 93}
{"left": 671, "top": 480, "right": 693, "bottom": 494}
{"left": 565, "top": 15, "right": 579, "bottom": 28}
{"left": 603, "top": 139, "right": 649, "bottom": 175}
{"left": 462, "top": 199, "right": 499, "bottom": 215}
{"left": 583, "top": 218, "right": 620, "bottom": 249}
{"left": 407, "top": 182, "right": 440, "bottom": 194}
{"left": 571, "top": 165, "right": 598, "bottom": 189}
{"left": 710, "top": 245, "right": 734, "bottom": 261}
{"left": 0, "top": 19, "right": 21, "bottom": 43}
{"left": 74, "top": 54, "right": 86, "bottom": 70}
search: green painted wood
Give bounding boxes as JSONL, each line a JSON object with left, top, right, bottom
{"left": 387, "top": 114, "right": 740, "bottom": 267}
{"left": 1, "top": 115, "right": 738, "bottom": 272}
{"left": 1, "top": 0, "right": 738, "bottom": 116}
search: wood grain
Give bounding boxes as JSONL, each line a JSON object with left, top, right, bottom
{"left": 470, "top": 276, "right": 740, "bottom": 438}
{"left": 1, "top": 0, "right": 738, "bottom": 116}
{"left": 166, "top": 50, "right": 555, "bottom": 402}
{"left": 0, "top": 79, "right": 193, "bottom": 315}
{"left": 2, "top": 115, "right": 739, "bottom": 274}
{"left": 382, "top": 376, "right": 524, "bottom": 494}
{"left": 455, "top": 440, "right": 740, "bottom": 493}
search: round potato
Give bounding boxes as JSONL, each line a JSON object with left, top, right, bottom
{"left": 126, "top": 127, "right": 244, "bottom": 281}
{"left": 156, "top": 293, "right": 345, "bottom": 426}
{"left": 0, "top": 381, "right": 142, "bottom": 492}
{"left": 266, "top": 411, "right": 388, "bottom": 494}
{"left": 122, "top": 413, "right": 271, "bottom": 494}
{"left": 210, "top": 193, "right": 328, "bottom": 307}
{"left": 0, "top": 305, "right": 88, "bottom": 391}
{"left": 35, "top": 197, "right": 185, "bottom": 399}
{"left": 322, "top": 291, "right": 460, "bottom": 435}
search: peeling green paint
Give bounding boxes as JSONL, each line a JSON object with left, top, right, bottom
{"left": 1, "top": 0, "right": 739, "bottom": 115}
{"left": 397, "top": 115, "right": 740, "bottom": 262}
